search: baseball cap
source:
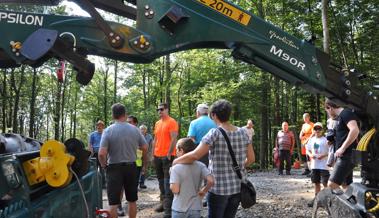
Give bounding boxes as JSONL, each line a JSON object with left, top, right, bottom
{"left": 313, "top": 122, "right": 323, "bottom": 129}
{"left": 196, "top": 103, "right": 209, "bottom": 114}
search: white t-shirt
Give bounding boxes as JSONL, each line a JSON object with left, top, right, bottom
{"left": 305, "top": 136, "right": 329, "bottom": 170}
{"left": 243, "top": 127, "right": 254, "bottom": 141}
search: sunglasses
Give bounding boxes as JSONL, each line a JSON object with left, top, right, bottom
{"left": 314, "top": 127, "right": 323, "bottom": 131}
{"left": 156, "top": 108, "right": 165, "bottom": 112}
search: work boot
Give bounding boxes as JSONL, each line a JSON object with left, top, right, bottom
{"left": 302, "top": 169, "right": 311, "bottom": 175}
{"left": 154, "top": 203, "right": 164, "bottom": 212}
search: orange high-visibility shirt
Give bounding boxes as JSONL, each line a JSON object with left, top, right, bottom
{"left": 301, "top": 122, "right": 314, "bottom": 155}
{"left": 154, "top": 116, "right": 179, "bottom": 157}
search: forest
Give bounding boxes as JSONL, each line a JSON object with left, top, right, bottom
{"left": 0, "top": 0, "right": 378, "bottom": 169}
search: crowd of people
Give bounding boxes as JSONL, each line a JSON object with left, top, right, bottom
{"left": 89, "top": 97, "right": 359, "bottom": 218}
{"left": 275, "top": 98, "right": 359, "bottom": 207}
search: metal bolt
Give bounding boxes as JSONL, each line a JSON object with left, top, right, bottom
{"left": 345, "top": 80, "right": 351, "bottom": 86}
{"left": 345, "top": 89, "right": 351, "bottom": 95}
{"left": 134, "top": 40, "right": 138, "bottom": 45}
{"left": 161, "top": 25, "right": 165, "bottom": 29}
{"left": 145, "top": 12, "right": 149, "bottom": 17}
{"left": 140, "top": 44, "right": 145, "bottom": 49}
{"left": 316, "top": 73, "right": 321, "bottom": 79}
{"left": 10, "top": 41, "right": 14, "bottom": 45}
{"left": 149, "top": 10, "right": 154, "bottom": 15}
{"left": 312, "top": 57, "right": 318, "bottom": 64}
{"left": 145, "top": 5, "right": 149, "bottom": 10}
{"left": 12, "top": 48, "right": 16, "bottom": 52}
{"left": 374, "top": 96, "right": 377, "bottom": 100}
{"left": 116, "top": 36, "right": 120, "bottom": 40}
{"left": 112, "top": 39, "right": 116, "bottom": 43}
{"left": 145, "top": 41, "right": 150, "bottom": 46}
{"left": 16, "top": 52, "right": 20, "bottom": 56}
{"left": 109, "top": 32, "right": 114, "bottom": 37}
{"left": 343, "top": 71, "right": 349, "bottom": 77}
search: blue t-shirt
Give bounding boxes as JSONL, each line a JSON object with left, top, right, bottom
{"left": 89, "top": 131, "right": 102, "bottom": 152}
{"left": 188, "top": 115, "right": 217, "bottom": 145}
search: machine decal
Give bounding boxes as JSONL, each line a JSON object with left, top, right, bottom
{"left": 269, "top": 30, "right": 299, "bottom": 50}
{"left": 0, "top": 12, "right": 43, "bottom": 26}
{"left": 198, "top": 0, "right": 251, "bottom": 26}
{"left": 270, "top": 45, "right": 305, "bottom": 71}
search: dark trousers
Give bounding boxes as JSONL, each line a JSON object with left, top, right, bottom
{"left": 94, "top": 152, "right": 106, "bottom": 186}
{"left": 279, "top": 150, "right": 291, "bottom": 173}
{"left": 207, "top": 192, "right": 241, "bottom": 218}
{"left": 154, "top": 156, "right": 174, "bottom": 218}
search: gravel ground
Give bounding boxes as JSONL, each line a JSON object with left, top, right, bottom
{"left": 102, "top": 168, "right": 361, "bottom": 218}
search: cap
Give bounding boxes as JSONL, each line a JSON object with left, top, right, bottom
{"left": 314, "top": 122, "right": 323, "bottom": 129}
{"left": 96, "top": 120, "right": 105, "bottom": 126}
{"left": 196, "top": 103, "right": 209, "bottom": 114}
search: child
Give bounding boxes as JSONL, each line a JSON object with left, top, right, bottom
{"left": 170, "top": 138, "right": 214, "bottom": 218}
{"left": 306, "top": 122, "right": 330, "bottom": 207}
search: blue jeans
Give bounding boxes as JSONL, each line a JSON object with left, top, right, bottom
{"left": 172, "top": 210, "right": 201, "bottom": 218}
{"left": 207, "top": 192, "right": 241, "bottom": 218}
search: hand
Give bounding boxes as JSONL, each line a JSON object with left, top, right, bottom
{"left": 198, "top": 190, "right": 206, "bottom": 198}
{"left": 166, "top": 154, "right": 172, "bottom": 161}
{"left": 335, "top": 147, "right": 345, "bottom": 158}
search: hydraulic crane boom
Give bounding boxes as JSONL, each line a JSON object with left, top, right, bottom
{"left": 1, "top": 0, "right": 379, "bottom": 217}
{"left": 1, "top": 0, "right": 377, "bottom": 117}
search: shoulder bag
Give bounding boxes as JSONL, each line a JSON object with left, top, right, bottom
{"left": 218, "top": 127, "right": 256, "bottom": 208}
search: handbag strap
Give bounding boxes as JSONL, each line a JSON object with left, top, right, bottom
{"left": 218, "top": 127, "right": 243, "bottom": 180}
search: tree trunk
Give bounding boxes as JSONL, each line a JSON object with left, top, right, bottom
{"left": 165, "top": 55, "right": 172, "bottom": 110}
{"left": 29, "top": 68, "right": 38, "bottom": 138}
{"left": 321, "top": 0, "right": 330, "bottom": 54}
{"left": 11, "top": 67, "right": 25, "bottom": 133}
{"left": 73, "top": 85, "right": 78, "bottom": 138}
{"left": 142, "top": 68, "right": 147, "bottom": 109}
{"left": 103, "top": 67, "right": 109, "bottom": 125}
{"left": 113, "top": 60, "right": 118, "bottom": 105}
{"left": 54, "top": 79, "right": 61, "bottom": 140}
{"left": 274, "top": 77, "right": 281, "bottom": 125}
{"left": 1, "top": 69, "right": 6, "bottom": 133}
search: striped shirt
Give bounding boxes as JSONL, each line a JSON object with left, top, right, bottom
{"left": 276, "top": 130, "right": 295, "bottom": 151}
{"left": 202, "top": 127, "right": 251, "bottom": 195}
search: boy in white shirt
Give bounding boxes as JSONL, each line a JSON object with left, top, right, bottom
{"left": 170, "top": 138, "right": 214, "bottom": 218}
{"left": 306, "top": 122, "right": 330, "bottom": 207}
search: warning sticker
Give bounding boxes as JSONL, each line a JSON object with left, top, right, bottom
{"left": 197, "top": 0, "right": 251, "bottom": 26}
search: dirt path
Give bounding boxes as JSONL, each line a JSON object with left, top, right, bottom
{"left": 102, "top": 169, "right": 360, "bottom": 218}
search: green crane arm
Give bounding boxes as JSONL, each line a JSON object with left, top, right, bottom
{"left": 0, "top": 0, "right": 377, "bottom": 118}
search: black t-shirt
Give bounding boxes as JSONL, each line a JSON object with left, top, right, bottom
{"left": 335, "top": 108, "right": 359, "bottom": 156}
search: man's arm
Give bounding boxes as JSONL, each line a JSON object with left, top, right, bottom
{"left": 244, "top": 143, "right": 255, "bottom": 167}
{"left": 167, "top": 131, "right": 178, "bottom": 160}
{"left": 335, "top": 120, "right": 359, "bottom": 157}
{"left": 98, "top": 147, "right": 108, "bottom": 168}
{"left": 88, "top": 134, "right": 94, "bottom": 154}
{"left": 173, "top": 142, "right": 209, "bottom": 165}
{"left": 140, "top": 144, "right": 148, "bottom": 171}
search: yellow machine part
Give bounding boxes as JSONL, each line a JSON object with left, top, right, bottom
{"left": 23, "top": 157, "right": 46, "bottom": 186}
{"left": 22, "top": 140, "right": 75, "bottom": 187}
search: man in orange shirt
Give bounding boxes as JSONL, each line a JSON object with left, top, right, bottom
{"left": 299, "top": 113, "right": 314, "bottom": 176}
{"left": 153, "top": 103, "right": 178, "bottom": 218}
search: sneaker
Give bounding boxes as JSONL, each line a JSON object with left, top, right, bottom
{"left": 117, "top": 205, "right": 125, "bottom": 216}
{"left": 139, "top": 184, "right": 147, "bottom": 189}
{"left": 307, "top": 198, "right": 315, "bottom": 207}
{"left": 154, "top": 204, "right": 164, "bottom": 213}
